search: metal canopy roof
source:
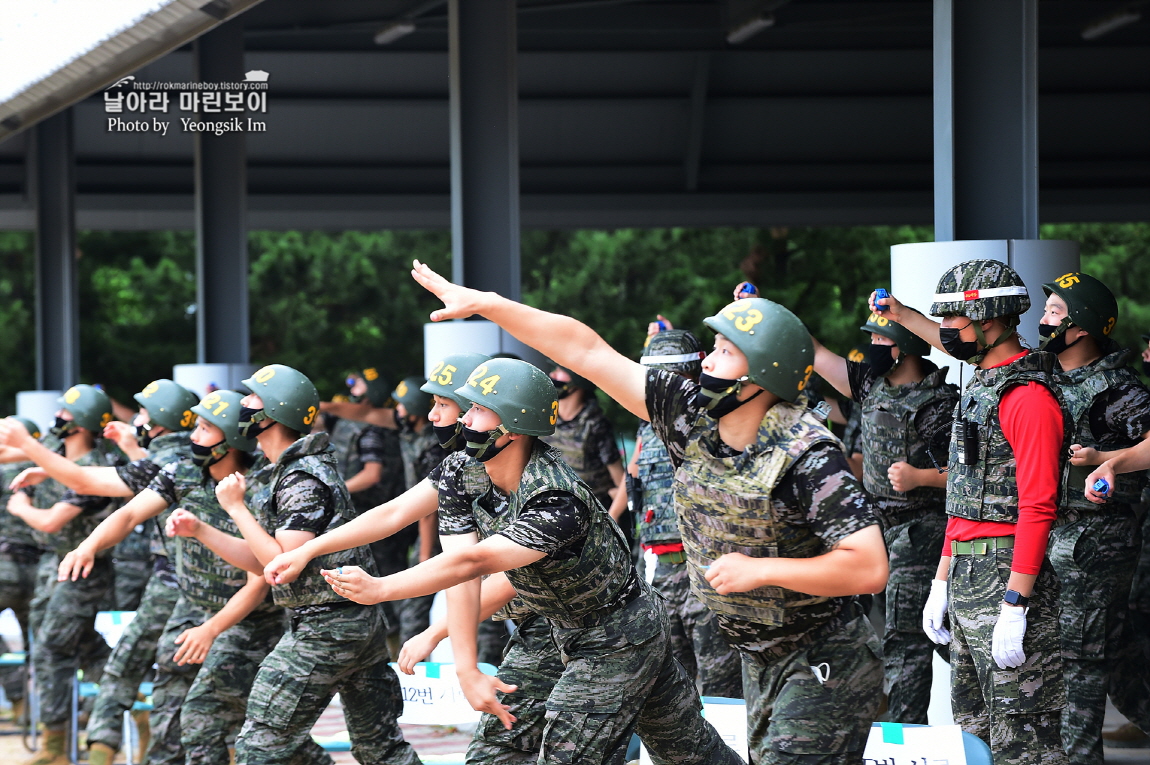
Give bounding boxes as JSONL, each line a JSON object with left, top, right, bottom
{"left": 0, "top": 0, "right": 1147, "bottom": 230}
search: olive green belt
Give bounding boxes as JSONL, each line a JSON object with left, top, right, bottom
{"left": 951, "top": 536, "right": 1014, "bottom": 555}
{"left": 657, "top": 550, "right": 687, "bottom": 565}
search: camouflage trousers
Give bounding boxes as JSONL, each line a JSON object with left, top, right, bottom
{"left": 1109, "top": 505, "right": 1150, "bottom": 733}
{"left": 86, "top": 572, "right": 179, "bottom": 751}
{"left": 881, "top": 511, "right": 949, "bottom": 724}
{"left": 468, "top": 615, "right": 563, "bottom": 764}
{"left": 948, "top": 550, "right": 1067, "bottom": 765}
{"left": 183, "top": 608, "right": 332, "bottom": 765}
{"left": 27, "top": 552, "right": 57, "bottom": 640}
{"left": 542, "top": 585, "right": 742, "bottom": 765}
{"left": 0, "top": 551, "right": 38, "bottom": 701}
{"left": 651, "top": 559, "right": 742, "bottom": 698}
{"left": 235, "top": 603, "right": 421, "bottom": 765}
{"left": 742, "top": 611, "right": 884, "bottom": 764}
{"left": 478, "top": 617, "right": 511, "bottom": 667}
{"left": 149, "top": 595, "right": 214, "bottom": 765}
{"left": 1049, "top": 510, "right": 1142, "bottom": 764}
{"left": 112, "top": 558, "right": 151, "bottom": 611}
{"left": 33, "top": 556, "right": 113, "bottom": 727}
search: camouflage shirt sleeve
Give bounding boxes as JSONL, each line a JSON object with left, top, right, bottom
{"left": 846, "top": 358, "right": 877, "bottom": 403}
{"left": 645, "top": 368, "right": 701, "bottom": 469}
{"left": 56, "top": 489, "right": 116, "bottom": 517}
{"left": 1089, "top": 381, "right": 1150, "bottom": 445}
{"left": 495, "top": 491, "right": 591, "bottom": 559}
{"left": 772, "top": 442, "right": 878, "bottom": 548}
{"left": 415, "top": 442, "right": 449, "bottom": 482}
{"left": 356, "top": 426, "right": 388, "bottom": 465}
{"left": 116, "top": 457, "right": 164, "bottom": 495}
{"left": 146, "top": 460, "right": 185, "bottom": 506}
{"left": 273, "top": 471, "right": 334, "bottom": 534}
{"left": 433, "top": 454, "right": 480, "bottom": 536}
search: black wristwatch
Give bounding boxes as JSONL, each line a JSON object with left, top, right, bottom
{"left": 1003, "top": 589, "right": 1030, "bottom": 607}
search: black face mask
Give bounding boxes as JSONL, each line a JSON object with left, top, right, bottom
{"left": 434, "top": 422, "right": 464, "bottom": 451}
{"left": 1143, "top": 361, "right": 1150, "bottom": 378}
{"left": 50, "top": 416, "right": 78, "bottom": 439}
{"left": 136, "top": 423, "right": 154, "bottom": 449}
{"left": 237, "top": 407, "right": 270, "bottom": 439}
{"left": 552, "top": 379, "right": 577, "bottom": 400}
{"left": 692, "top": 373, "right": 763, "bottom": 418}
{"left": 867, "top": 343, "right": 899, "bottom": 377}
{"left": 462, "top": 425, "right": 510, "bottom": 462}
{"left": 190, "top": 440, "right": 228, "bottom": 469}
{"left": 939, "top": 325, "right": 981, "bottom": 363}
{"left": 1038, "top": 322, "right": 1082, "bottom": 356}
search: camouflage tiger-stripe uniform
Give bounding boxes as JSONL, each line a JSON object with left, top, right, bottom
{"left": 32, "top": 439, "right": 125, "bottom": 729}
{"left": 946, "top": 352, "right": 1067, "bottom": 764}
{"left": 235, "top": 432, "right": 419, "bottom": 765}
{"left": 848, "top": 359, "right": 957, "bottom": 723}
{"left": 0, "top": 461, "right": 41, "bottom": 706}
{"left": 646, "top": 370, "right": 884, "bottom": 763}
{"left": 397, "top": 424, "right": 447, "bottom": 643}
{"left": 1050, "top": 350, "right": 1150, "bottom": 764}
{"left": 634, "top": 421, "right": 741, "bottom": 698}
{"left": 441, "top": 442, "right": 741, "bottom": 765}
{"left": 1109, "top": 492, "right": 1150, "bottom": 731}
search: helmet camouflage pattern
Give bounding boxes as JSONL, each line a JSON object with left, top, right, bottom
{"left": 1041, "top": 272, "right": 1118, "bottom": 341}
{"left": 454, "top": 358, "right": 558, "bottom": 437}
{"left": 860, "top": 310, "right": 931, "bottom": 356}
{"left": 421, "top": 353, "right": 491, "bottom": 410}
{"left": 57, "top": 384, "right": 114, "bottom": 433}
{"left": 702, "top": 298, "right": 813, "bottom": 403}
{"left": 641, "top": 330, "right": 705, "bottom": 376}
{"left": 929, "top": 259, "right": 1030, "bottom": 320}
{"left": 133, "top": 379, "right": 199, "bottom": 432}
{"left": 241, "top": 364, "right": 320, "bottom": 433}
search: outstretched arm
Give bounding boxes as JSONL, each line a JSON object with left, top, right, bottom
{"left": 167, "top": 509, "right": 264, "bottom": 575}
{"left": 58, "top": 489, "right": 169, "bottom": 581}
{"left": 319, "top": 401, "right": 398, "bottom": 429}
{"left": 411, "top": 260, "right": 649, "bottom": 420}
{"left": 869, "top": 291, "right": 943, "bottom": 352}
{"left": 0, "top": 421, "right": 132, "bottom": 497}
{"left": 811, "top": 336, "right": 852, "bottom": 400}
{"left": 8, "top": 494, "right": 81, "bottom": 534}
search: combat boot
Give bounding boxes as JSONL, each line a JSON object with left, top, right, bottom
{"left": 1103, "top": 722, "right": 1150, "bottom": 748}
{"left": 87, "top": 742, "right": 117, "bottom": 765}
{"left": 132, "top": 708, "right": 151, "bottom": 762}
{"left": 22, "top": 728, "right": 69, "bottom": 765}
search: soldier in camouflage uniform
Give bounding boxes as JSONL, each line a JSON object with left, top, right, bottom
{"left": 876, "top": 261, "right": 1068, "bottom": 764}
{"left": 812, "top": 310, "right": 958, "bottom": 723}
{"left": 410, "top": 261, "right": 891, "bottom": 763}
{"left": 325, "top": 357, "right": 741, "bottom": 765}
{"left": 621, "top": 329, "right": 742, "bottom": 699}
{"left": 0, "top": 418, "right": 48, "bottom": 723}
{"left": 3, "top": 379, "right": 199, "bottom": 763}
{"left": 4, "top": 386, "right": 125, "bottom": 765}
{"left": 328, "top": 367, "right": 412, "bottom": 644}
{"left": 174, "top": 365, "right": 418, "bottom": 765}
{"left": 1034, "top": 273, "right": 1150, "bottom": 763}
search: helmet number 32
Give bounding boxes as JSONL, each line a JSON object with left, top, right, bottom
{"left": 722, "top": 301, "right": 764, "bottom": 332}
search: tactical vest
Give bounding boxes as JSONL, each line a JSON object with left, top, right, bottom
{"left": 675, "top": 401, "right": 839, "bottom": 626}
{"left": 541, "top": 398, "right": 617, "bottom": 502}
{"left": 141, "top": 431, "right": 193, "bottom": 560}
{"left": 254, "top": 432, "right": 374, "bottom": 609}
{"left": 861, "top": 366, "right": 958, "bottom": 505}
{"left": 1056, "top": 350, "right": 1147, "bottom": 511}
{"left": 399, "top": 425, "right": 440, "bottom": 490}
{"left": 472, "top": 443, "right": 633, "bottom": 626}
{"left": 168, "top": 458, "right": 277, "bottom": 612}
{"left": 946, "top": 351, "right": 1064, "bottom": 523}
{"left": 635, "top": 421, "right": 680, "bottom": 547}
{"left": 45, "top": 440, "right": 126, "bottom": 558}
{"left": 330, "top": 418, "right": 402, "bottom": 511}
{"left": 0, "top": 462, "right": 40, "bottom": 551}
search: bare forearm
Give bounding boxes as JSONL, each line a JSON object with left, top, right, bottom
{"left": 757, "top": 545, "right": 887, "bottom": 596}
{"left": 203, "top": 577, "right": 269, "bottom": 636}
{"left": 18, "top": 438, "right": 88, "bottom": 488}
{"left": 446, "top": 578, "right": 482, "bottom": 672}
{"left": 897, "top": 311, "right": 944, "bottom": 353}
{"left": 229, "top": 508, "right": 283, "bottom": 567}
{"left": 83, "top": 505, "right": 153, "bottom": 553}
{"left": 935, "top": 556, "right": 951, "bottom": 581}
{"left": 193, "top": 524, "right": 264, "bottom": 574}
{"left": 607, "top": 479, "right": 628, "bottom": 521}
{"left": 344, "top": 463, "right": 381, "bottom": 494}
{"left": 1005, "top": 572, "right": 1038, "bottom": 599}
{"left": 418, "top": 513, "right": 437, "bottom": 560}
{"left": 812, "top": 339, "right": 852, "bottom": 400}
{"left": 303, "top": 481, "right": 438, "bottom": 560}
{"left": 1109, "top": 440, "right": 1150, "bottom": 474}
{"left": 916, "top": 466, "right": 947, "bottom": 489}
{"left": 381, "top": 548, "right": 490, "bottom": 601}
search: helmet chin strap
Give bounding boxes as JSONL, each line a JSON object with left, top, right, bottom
{"left": 970, "top": 316, "right": 1019, "bottom": 363}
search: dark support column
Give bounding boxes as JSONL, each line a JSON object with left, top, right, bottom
{"left": 194, "top": 20, "right": 249, "bottom": 364}
{"left": 449, "top": 0, "right": 520, "bottom": 299}
{"left": 934, "top": 0, "right": 1038, "bottom": 241}
{"left": 34, "top": 109, "right": 78, "bottom": 390}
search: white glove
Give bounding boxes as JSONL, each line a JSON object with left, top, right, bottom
{"left": 992, "top": 604, "right": 1028, "bottom": 669}
{"left": 922, "top": 579, "right": 951, "bottom": 645}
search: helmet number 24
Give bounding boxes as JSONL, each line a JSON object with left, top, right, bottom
{"left": 466, "top": 365, "right": 501, "bottom": 396}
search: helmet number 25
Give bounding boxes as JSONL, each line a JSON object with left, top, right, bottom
{"left": 429, "top": 362, "right": 458, "bottom": 386}
{"left": 722, "top": 301, "right": 764, "bottom": 332}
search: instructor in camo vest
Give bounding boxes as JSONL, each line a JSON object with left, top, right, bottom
{"left": 812, "top": 308, "right": 958, "bottom": 724}
{"left": 873, "top": 260, "right": 1069, "bottom": 765}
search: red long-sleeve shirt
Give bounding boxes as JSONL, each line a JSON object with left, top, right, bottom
{"left": 942, "top": 351, "right": 1063, "bottom": 575}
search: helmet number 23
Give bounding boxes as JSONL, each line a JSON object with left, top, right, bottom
{"left": 722, "top": 301, "right": 764, "bottom": 332}
{"left": 466, "top": 365, "right": 500, "bottom": 396}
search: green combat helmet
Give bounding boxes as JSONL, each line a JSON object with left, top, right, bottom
{"left": 11, "top": 417, "right": 42, "bottom": 439}
{"left": 640, "top": 329, "right": 705, "bottom": 376}
{"left": 929, "top": 259, "right": 1030, "bottom": 321}
{"left": 454, "top": 358, "right": 558, "bottom": 437}
{"left": 421, "top": 353, "right": 491, "bottom": 409}
{"left": 1041, "top": 271, "right": 1119, "bottom": 342}
{"left": 392, "top": 377, "right": 433, "bottom": 418}
{"left": 58, "top": 384, "right": 114, "bottom": 432}
{"left": 133, "top": 379, "right": 199, "bottom": 432}
{"left": 352, "top": 367, "right": 392, "bottom": 408}
{"left": 552, "top": 366, "right": 596, "bottom": 395}
{"left": 240, "top": 364, "right": 320, "bottom": 434}
{"left": 191, "top": 390, "right": 257, "bottom": 464}
{"left": 702, "top": 298, "right": 814, "bottom": 403}
{"left": 860, "top": 310, "right": 931, "bottom": 357}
